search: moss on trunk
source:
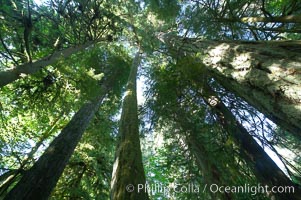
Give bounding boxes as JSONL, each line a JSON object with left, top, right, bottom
{"left": 3, "top": 91, "right": 106, "bottom": 200}
{"left": 111, "top": 52, "right": 149, "bottom": 200}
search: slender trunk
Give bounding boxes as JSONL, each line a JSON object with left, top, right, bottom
{"left": 221, "top": 15, "right": 301, "bottom": 23}
{"left": 161, "top": 34, "right": 301, "bottom": 138}
{"left": 171, "top": 109, "right": 231, "bottom": 199}
{"left": 0, "top": 40, "right": 98, "bottom": 88}
{"left": 3, "top": 87, "right": 107, "bottom": 200}
{"left": 200, "top": 81, "right": 301, "bottom": 200}
{"left": 0, "top": 114, "right": 62, "bottom": 197}
{"left": 186, "top": 133, "right": 232, "bottom": 200}
{"left": 110, "top": 52, "right": 149, "bottom": 200}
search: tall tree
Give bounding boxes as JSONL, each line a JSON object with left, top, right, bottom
{"left": 144, "top": 56, "right": 301, "bottom": 199}
{"left": 161, "top": 34, "right": 301, "bottom": 138}
{"left": 2, "top": 51, "right": 130, "bottom": 199}
{"left": 3, "top": 87, "right": 107, "bottom": 200}
{"left": 174, "top": 110, "right": 232, "bottom": 200}
{"left": 1, "top": 0, "right": 301, "bottom": 199}
{"left": 0, "top": 114, "right": 63, "bottom": 197}
{"left": 143, "top": 58, "right": 255, "bottom": 199}
{"left": 111, "top": 52, "right": 149, "bottom": 200}
{"left": 199, "top": 80, "right": 301, "bottom": 200}
{"left": 50, "top": 98, "right": 120, "bottom": 199}
{"left": 49, "top": 46, "right": 131, "bottom": 200}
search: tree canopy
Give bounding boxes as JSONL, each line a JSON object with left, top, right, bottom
{"left": 0, "top": 0, "right": 301, "bottom": 199}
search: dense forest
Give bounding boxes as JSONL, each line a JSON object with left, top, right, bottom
{"left": 0, "top": 0, "right": 301, "bottom": 199}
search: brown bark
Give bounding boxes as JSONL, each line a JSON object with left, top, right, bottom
{"left": 169, "top": 108, "right": 231, "bottom": 199}
{"left": 161, "top": 34, "right": 301, "bottom": 138}
{"left": 110, "top": 52, "right": 149, "bottom": 200}
{"left": 0, "top": 40, "right": 99, "bottom": 88}
{"left": 200, "top": 81, "right": 301, "bottom": 200}
{"left": 3, "top": 87, "right": 107, "bottom": 200}
{"left": 0, "top": 114, "right": 62, "bottom": 197}
{"left": 186, "top": 132, "right": 232, "bottom": 200}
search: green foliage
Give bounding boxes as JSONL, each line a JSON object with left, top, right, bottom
{"left": 143, "top": 133, "right": 206, "bottom": 200}
{"left": 51, "top": 98, "right": 120, "bottom": 199}
{"left": 272, "top": 128, "right": 301, "bottom": 185}
{"left": 0, "top": 65, "right": 76, "bottom": 179}
{"left": 1, "top": 0, "right": 301, "bottom": 199}
{"left": 145, "top": 0, "right": 180, "bottom": 20}
{"left": 142, "top": 55, "right": 275, "bottom": 199}
{"left": 178, "top": 0, "right": 301, "bottom": 40}
{"left": 266, "top": 0, "right": 300, "bottom": 15}
{"left": 0, "top": 42, "right": 130, "bottom": 198}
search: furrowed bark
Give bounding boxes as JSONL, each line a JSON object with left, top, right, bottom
{"left": 161, "top": 34, "right": 301, "bottom": 138}
{"left": 111, "top": 52, "right": 149, "bottom": 200}
{"left": 3, "top": 86, "right": 107, "bottom": 200}
{"left": 0, "top": 114, "right": 62, "bottom": 197}
{"left": 186, "top": 130, "right": 232, "bottom": 200}
{"left": 170, "top": 108, "right": 231, "bottom": 199}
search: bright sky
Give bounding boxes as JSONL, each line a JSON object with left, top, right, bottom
{"left": 34, "top": 0, "right": 44, "bottom": 5}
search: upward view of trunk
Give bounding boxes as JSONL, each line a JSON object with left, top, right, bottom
{"left": 0, "top": 40, "right": 98, "bottom": 88}
{"left": 111, "top": 52, "right": 149, "bottom": 200}
{"left": 0, "top": 115, "right": 62, "bottom": 197}
{"left": 172, "top": 109, "right": 231, "bottom": 199}
{"left": 162, "top": 34, "right": 301, "bottom": 138}
{"left": 186, "top": 131, "right": 232, "bottom": 200}
{"left": 200, "top": 81, "right": 301, "bottom": 200}
{"left": 3, "top": 87, "right": 108, "bottom": 200}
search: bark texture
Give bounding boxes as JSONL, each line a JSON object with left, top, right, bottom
{"left": 3, "top": 89, "right": 106, "bottom": 200}
{"left": 186, "top": 132, "right": 232, "bottom": 200}
{"left": 111, "top": 52, "right": 149, "bottom": 200}
{"left": 201, "top": 82, "right": 301, "bottom": 200}
{"left": 163, "top": 34, "right": 301, "bottom": 137}
{"left": 171, "top": 109, "right": 231, "bottom": 199}
{"left": 0, "top": 40, "right": 97, "bottom": 88}
{"left": 0, "top": 113, "right": 63, "bottom": 197}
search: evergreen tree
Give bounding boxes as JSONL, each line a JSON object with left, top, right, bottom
{"left": 111, "top": 52, "right": 149, "bottom": 200}
{"left": 1, "top": 0, "right": 301, "bottom": 199}
{"left": 4, "top": 91, "right": 106, "bottom": 200}
{"left": 161, "top": 34, "right": 301, "bottom": 138}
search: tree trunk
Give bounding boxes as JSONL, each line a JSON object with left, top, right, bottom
{"left": 110, "top": 52, "right": 149, "bottom": 200}
{"left": 171, "top": 108, "right": 231, "bottom": 199}
{"left": 186, "top": 132, "right": 232, "bottom": 200}
{"left": 162, "top": 34, "right": 301, "bottom": 138}
{"left": 0, "top": 40, "right": 98, "bottom": 88}
{"left": 0, "top": 170, "right": 23, "bottom": 198}
{"left": 3, "top": 87, "right": 107, "bottom": 200}
{"left": 200, "top": 81, "right": 301, "bottom": 200}
{"left": 0, "top": 114, "right": 62, "bottom": 197}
